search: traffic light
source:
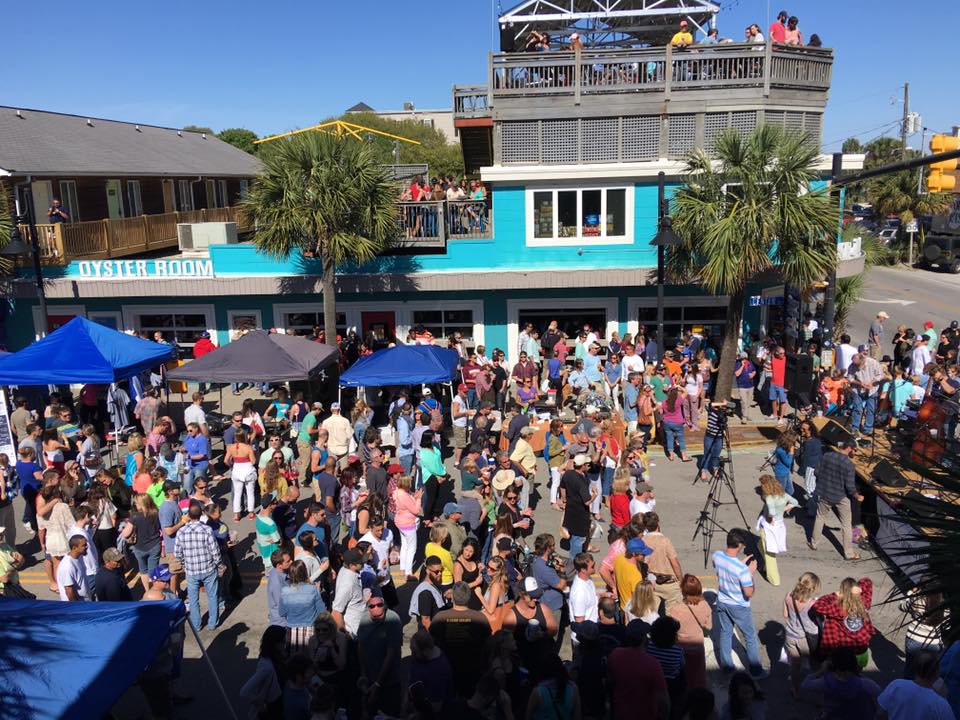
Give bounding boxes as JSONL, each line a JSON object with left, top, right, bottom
{"left": 928, "top": 134, "right": 960, "bottom": 193}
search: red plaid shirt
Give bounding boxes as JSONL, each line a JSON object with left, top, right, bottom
{"left": 812, "top": 577, "right": 875, "bottom": 652}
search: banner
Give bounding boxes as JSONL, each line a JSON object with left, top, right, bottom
{"left": 0, "top": 389, "right": 16, "bottom": 462}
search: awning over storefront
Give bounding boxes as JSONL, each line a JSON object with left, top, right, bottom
{"left": 340, "top": 344, "right": 459, "bottom": 387}
{"left": 166, "top": 329, "right": 338, "bottom": 383}
{"left": 0, "top": 316, "right": 172, "bottom": 384}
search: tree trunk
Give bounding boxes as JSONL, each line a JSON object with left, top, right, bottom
{"left": 321, "top": 253, "right": 337, "bottom": 348}
{"left": 714, "top": 288, "right": 745, "bottom": 402}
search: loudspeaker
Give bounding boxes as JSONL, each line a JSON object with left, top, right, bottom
{"left": 819, "top": 419, "right": 854, "bottom": 448}
{"left": 871, "top": 458, "right": 908, "bottom": 488}
{"left": 785, "top": 353, "right": 815, "bottom": 396}
{"left": 500, "top": 24, "right": 516, "bottom": 52}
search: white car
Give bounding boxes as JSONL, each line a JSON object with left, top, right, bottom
{"left": 878, "top": 228, "right": 898, "bottom": 245}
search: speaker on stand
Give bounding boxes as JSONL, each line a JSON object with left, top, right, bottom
{"left": 785, "top": 352, "right": 815, "bottom": 408}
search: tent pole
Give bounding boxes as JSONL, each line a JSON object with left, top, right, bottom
{"left": 187, "top": 619, "right": 240, "bottom": 720}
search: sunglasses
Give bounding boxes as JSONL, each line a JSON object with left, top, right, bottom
{"left": 367, "top": 601, "right": 384, "bottom": 609}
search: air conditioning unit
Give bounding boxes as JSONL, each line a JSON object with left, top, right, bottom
{"left": 177, "top": 222, "right": 239, "bottom": 251}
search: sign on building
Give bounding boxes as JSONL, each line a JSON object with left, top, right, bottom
{"left": 72, "top": 259, "right": 215, "bottom": 279}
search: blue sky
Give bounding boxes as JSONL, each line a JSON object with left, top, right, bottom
{"left": 4, "top": 1, "right": 955, "bottom": 152}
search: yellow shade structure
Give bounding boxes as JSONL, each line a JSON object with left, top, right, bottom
{"left": 254, "top": 119, "right": 421, "bottom": 146}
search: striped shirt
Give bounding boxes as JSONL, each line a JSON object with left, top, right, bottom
{"left": 712, "top": 550, "right": 753, "bottom": 607}
{"left": 647, "top": 643, "right": 685, "bottom": 680}
{"left": 255, "top": 515, "right": 281, "bottom": 567}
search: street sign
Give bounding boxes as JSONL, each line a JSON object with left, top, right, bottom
{"left": 905, "top": 219, "right": 919, "bottom": 233}
{"left": 748, "top": 296, "right": 784, "bottom": 307}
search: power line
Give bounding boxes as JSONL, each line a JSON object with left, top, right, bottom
{"left": 822, "top": 119, "right": 901, "bottom": 149}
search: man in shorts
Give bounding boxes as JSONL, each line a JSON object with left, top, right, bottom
{"left": 451, "top": 383, "right": 474, "bottom": 466}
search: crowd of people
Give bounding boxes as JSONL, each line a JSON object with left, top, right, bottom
{"left": 2, "top": 305, "right": 959, "bottom": 720}
{"left": 398, "top": 175, "right": 490, "bottom": 239}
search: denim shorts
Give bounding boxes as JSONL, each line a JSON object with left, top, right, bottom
{"left": 769, "top": 384, "right": 787, "bottom": 402}
{"left": 130, "top": 543, "right": 161, "bottom": 575}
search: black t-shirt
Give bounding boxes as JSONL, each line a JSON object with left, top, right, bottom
{"left": 272, "top": 501, "right": 298, "bottom": 540}
{"left": 429, "top": 609, "right": 491, "bottom": 694}
{"left": 416, "top": 587, "right": 443, "bottom": 625}
{"left": 492, "top": 365, "right": 508, "bottom": 393}
{"left": 365, "top": 466, "right": 388, "bottom": 501}
{"left": 561, "top": 469, "right": 591, "bottom": 537}
{"left": 131, "top": 512, "right": 161, "bottom": 551}
{"left": 95, "top": 566, "right": 133, "bottom": 601}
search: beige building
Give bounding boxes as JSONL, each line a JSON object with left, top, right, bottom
{"left": 346, "top": 102, "right": 456, "bottom": 143}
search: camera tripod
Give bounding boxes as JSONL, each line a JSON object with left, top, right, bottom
{"left": 692, "top": 425, "right": 748, "bottom": 567}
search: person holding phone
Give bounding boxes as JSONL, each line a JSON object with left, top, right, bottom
{"left": 712, "top": 528, "right": 766, "bottom": 680}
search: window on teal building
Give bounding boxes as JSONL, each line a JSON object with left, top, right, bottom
{"left": 412, "top": 309, "right": 475, "bottom": 342}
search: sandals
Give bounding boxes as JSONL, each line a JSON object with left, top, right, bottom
{"left": 846, "top": 554, "right": 862, "bottom": 561}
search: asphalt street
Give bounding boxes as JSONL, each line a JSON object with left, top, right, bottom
{"left": 13, "top": 441, "right": 907, "bottom": 720}
{"left": 845, "top": 264, "right": 960, "bottom": 347}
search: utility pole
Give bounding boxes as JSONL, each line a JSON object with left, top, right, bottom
{"left": 900, "top": 82, "right": 910, "bottom": 159}
{"left": 820, "top": 153, "right": 844, "bottom": 349}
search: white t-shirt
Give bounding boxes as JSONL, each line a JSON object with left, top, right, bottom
{"left": 836, "top": 343, "right": 857, "bottom": 374}
{"left": 569, "top": 575, "right": 599, "bottom": 644}
{"left": 877, "top": 679, "right": 954, "bottom": 720}
{"left": 630, "top": 497, "right": 656, "bottom": 517}
{"left": 621, "top": 354, "right": 645, "bottom": 381}
{"left": 359, "top": 529, "right": 395, "bottom": 585}
{"left": 67, "top": 525, "right": 99, "bottom": 576}
{"left": 57, "top": 555, "right": 90, "bottom": 601}
{"left": 585, "top": 332, "right": 599, "bottom": 347}
{"left": 184, "top": 404, "right": 206, "bottom": 429}
{"left": 451, "top": 396, "right": 468, "bottom": 428}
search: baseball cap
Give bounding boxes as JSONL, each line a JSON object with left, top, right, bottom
{"left": 200, "top": 331, "right": 210, "bottom": 339}
{"left": 443, "top": 501, "right": 463, "bottom": 517}
{"left": 329, "top": 401, "right": 341, "bottom": 411}
{"left": 343, "top": 548, "right": 365, "bottom": 566}
{"left": 626, "top": 538, "right": 653, "bottom": 556}
{"left": 573, "top": 453, "right": 591, "bottom": 467}
{"left": 521, "top": 576, "right": 541, "bottom": 597}
{"left": 102, "top": 547, "right": 123, "bottom": 563}
{"left": 877, "top": 311, "right": 890, "bottom": 319}
{"left": 149, "top": 566, "right": 173, "bottom": 583}
{"left": 738, "top": 351, "right": 748, "bottom": 359}
{"left": 259, "top": 491, "right": 278, "bottom": 509}
{"left": 924, "top": 320, "right": 934, "bottom": 329}
{"left": 496, "top": 537, "right": 514, "bottom": 551}
{"left": 386, "top": 463, "right": 404, "bottom": 475}
{"left": 951, "top": 321, "right": 958, "bottom": 329}
{"left": 458, "top": 383, "right": 468, "bottom": 393}
{"left": 311, "top": 401, "right": 323, "bottom": 410}
{"left": 636, "top": 482, "right": 654, "bottom": 494}
{"left": 423, "top": 388, "right": 433, "bottom": 395}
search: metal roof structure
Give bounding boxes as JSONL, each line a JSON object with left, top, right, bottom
{"left": 499, "top": 0, "right": 720, "bottom": 49}
{"left": 0, "top": 106, "right": 261, "bottom": 178}
{"left": 254, "top": 119, "right": 422, "bottom": 146}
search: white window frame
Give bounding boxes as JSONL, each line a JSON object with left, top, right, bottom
{"left": 122, "top": 304, "right": 216, "bottom": 345}
{"left": 58, "top": 180, "right": 79, "bottom": 222}
{"left": 272, "top": 303, "right": 348, "bottom": 336}
{"left": 526, "top": 183, "right": 633, "bottom": 247}
{"left": 626, "top": 295, "right": 730, "bottom": 340}
{"left": 227, "top": 309, "right": 263, "bottom": 339}
{"left": 126, "top": 180, "right": 143, "bottom": 216}
{"left": 402, "top": 300, "right": 484, "bottom": 346}
{"left": 177, "top": 180, "right": 193, "bottom": 212}
{"left": 506, "top": 297, "right": 617, "bottom": 365}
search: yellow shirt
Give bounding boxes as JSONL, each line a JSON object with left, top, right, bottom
{"left": 510, "top": 438, "right": 537, "bottom": 476}
{"left": 614, "top": 554, "right": 643, "bottom": 609}
{"left": 671, "top": 31, "right": 693, "bottom": 47}
{"left": 425, "top": 542, "right": 454, "bottom": 585}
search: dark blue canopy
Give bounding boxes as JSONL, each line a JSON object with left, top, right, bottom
{"left": 0, "top": 598, "right": 186, "bottom": 720}
{"left": 340, "top": 345, "right": 460, "bottom": 387}
{"left": 0, "top": 316, "right": 173, "bottom": 385}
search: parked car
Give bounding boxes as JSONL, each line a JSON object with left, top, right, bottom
{"left": 921, "top": 234, "right": 960, "bottom": 274}
{"left": 878, "top": 228, "right": 898, "bottom": 245}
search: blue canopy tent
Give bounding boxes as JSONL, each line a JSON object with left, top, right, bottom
{"left": 339, "top": 345, "right": 460, "bottom": 387}
{"left": 0, "top": 316, "right": 173, "bottom": 385}
{"left": 0, "top": 599, "right": 191, "bottom": 720}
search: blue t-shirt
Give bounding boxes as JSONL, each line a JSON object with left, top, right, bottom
{"left": 548, "top": 357, "right": 564, "bottom": 380}
{"left": 183, "top": 434, "right": 210, "bottom": 469}
{"left": 623, "top": 383, "right": 640, "bottom": 422}
{"left": 314, "top": 471, "right": 338, "bottom": 511}
{"left": 531, "top": 556, "right": 564, "bottom": 612}
{"left": 295, "top": 521, "right": 327, "bottom": 557}
{"left": 270, "top": 400, "right": 291, "bottom": 419}
{"left": 583, "top": 354, "right": 603, "bottom": 383}
{"left": 15, "top": 461, "right": 42, "bottom": 492}
{"left": 158, "top": 499, "right": 182, "bottom": 553}
{"left": 712, "top": 550, "right": 753, "bottom": 607}
{"left": 734, "top": 360, "right": 756, "bottom": 389}
{"left": 604, "top": 362, "right": 622, "bottom": 385}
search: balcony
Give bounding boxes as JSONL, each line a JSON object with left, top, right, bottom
{"left": 22, "top": 206, "right": 252, "bottom": 265}
{"left": 455, "top": 42, "right": 833, "bottom": 166}
{"left": 395, "top": 199, "right": 491, "bottom": 250}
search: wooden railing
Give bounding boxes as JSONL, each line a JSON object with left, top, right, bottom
{"left": 453, "top": 42, "right": 832, "bottom": 116}
{"left": 19, "top": 206, "right": 252, "bottom": 265}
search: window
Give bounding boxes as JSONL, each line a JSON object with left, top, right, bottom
{"left": 636, "top": 301, "right": 728, "bottom": 349}
{"left": 177, "top": 180, "right": 193, "bottom": 212}
{"left": 228, "top": 310, "right": 262, "bottom": 337}
{"left": 283, "top": 311, "right": 347, "bottom": 337}
{"left": 527, "top": 186, "right": 633, "bottom": 246}
{"left": 518, "top": 308, "right": 608, "bottom": 344}
{"left": 412, "top": 309, "right": 475, "bottom": 341}
{"left": 215, "top": 180, "right": 228, "bottom": 208}
{"left": 126, "top": 180, "right": 143, "bottom": 216}
{"left": 239, "top": 179, "right": 250, "bottom": 200}
{"left": 58, "top": 181, "right": 79, "bottom": 222}
{"left": 136, "top": 312, "right": 208, "bottom": 345}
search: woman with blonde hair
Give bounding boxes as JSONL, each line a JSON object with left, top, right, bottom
{"left": 667, "top": 574, "right": 713, "bottom": 688}
{"left": 756, "top": 474, "right": 799, "bottom": 586}
{"left": 784, "top": 571, "right": 821, "bottom": 696}
{"left": 425, "top": 524, "right": 454, "bottom": 588}
{"left": 480, "top": 555, "right": 511, "bottom": 631}
{"left": 629, "top": 580, "right": 660, "bottom": 625}
{"left": 124, "top": 432, "right": 145, "bottom": 488}
{"left": 812, "top": 576, "right": 875, "bottom": 664}
{"left": 392, "top": 473, "right": 423, "bottom": 582}
{"left": 36, "top": 483, "right": 73, "bottom": 593}
{"left": 258, "top": 460, "right": 288, "bottom": 499}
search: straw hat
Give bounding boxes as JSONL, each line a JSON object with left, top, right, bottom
{"left": 492, "top": 469, "right": 516, "bottom": 492}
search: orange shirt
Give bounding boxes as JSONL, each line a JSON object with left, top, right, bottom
{"left": 821, "top": 377, "right": 845, "bottom": 406}
{"left": 663, "top": 358, "right": 682, "bottom": 379}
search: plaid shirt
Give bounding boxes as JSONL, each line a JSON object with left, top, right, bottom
{"left": 174, "top": 520, "right": 221, "bottom": 576}
{"left": 815, "top": 450, "right": 856, "bottom": 504}
{"left": 811, "top": 577, "right": 874, "bottom": 651}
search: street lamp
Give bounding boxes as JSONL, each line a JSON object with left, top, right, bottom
{"left": 1, "top": 194, "right": 48, "bottom": 334}
{"left": 650, "top": 171, "right": 683, "bottom": 362}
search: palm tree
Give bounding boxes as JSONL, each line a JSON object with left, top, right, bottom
{"left": 668, "top": 125, "right": 839, "bottom": 402}
{"left": 240, "top": 132, "right": 398, "bottom": 346}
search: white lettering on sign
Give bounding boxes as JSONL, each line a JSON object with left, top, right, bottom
{"left": 75, "top": 259, "right": 214, "bottom": 279}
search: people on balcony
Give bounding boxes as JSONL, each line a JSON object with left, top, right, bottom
{"left": 399, "top": 177, "right": 488, "bottom": 239}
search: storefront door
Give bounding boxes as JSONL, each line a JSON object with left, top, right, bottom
{"left": 361, "top": 311, "right": 396, "bottom": 349}
{"left": 47, "top": 313, "right": 78, "bottom": 333}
